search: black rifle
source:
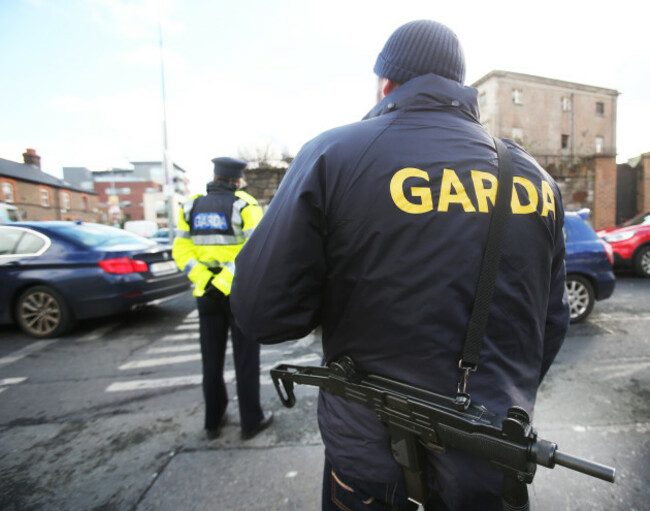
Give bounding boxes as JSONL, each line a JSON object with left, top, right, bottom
{"left": 271, "top": 356, "right": 615, "bottom": 510}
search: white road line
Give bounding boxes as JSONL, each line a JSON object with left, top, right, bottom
{"left": 119, "top": 353, "right": 201, "bottom": 370}
{"left": 106, "top": 374, "right": 202, "bottom": 392}
{"left": 186, "top": 310, "right": 199, "bottom": 319}
{"left": 160, "top": 333, "right": 200, "bottom": 342}
{"left": 173, "top": 324, "right": 198, "bottom": 331}
{"left": 0, "top": 377, "right": 28, "bottom": 395}
{"left": 147, "top": 345, "right": 199, "bottom": 354}
{"left": 78, "top": 323, "right": 121, "bottom": 342}
{"left": 0, "top": 377, "right": 27, "bottom": 385}
{"left": 0, "top": 340, "right": 57, "bottom": 369}
{"left": 593, "top": 314, "right": 650, "bottom": 322}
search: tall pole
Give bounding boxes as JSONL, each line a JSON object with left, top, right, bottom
{"left": 158, "top": 2, "right": 175, "bottom": 244}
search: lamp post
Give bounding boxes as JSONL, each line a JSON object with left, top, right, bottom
{"left": 158, "top": 3, "right": 175, "bottom": 244}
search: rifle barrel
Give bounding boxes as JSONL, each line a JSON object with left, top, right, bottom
{"left": 553, "top": 451, "right": 616, "bottom": 482}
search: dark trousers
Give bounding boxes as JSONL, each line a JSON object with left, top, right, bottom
{"left": 196, "top": 295, "right": 263, "bottom": 432}
{"left": 322, "top": 454, "right": 503, "bottom": 511}
{"left": 322, "top": 458, "right": 419, "bottom": 511}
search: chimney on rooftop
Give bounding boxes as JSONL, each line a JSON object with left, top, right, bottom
{"left": 23, "top": 148, "right": 41, "bottom": 168}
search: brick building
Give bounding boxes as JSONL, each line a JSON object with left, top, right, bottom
{"left": 0, "top": 149, "right": 98, "bottom": 222}
{"left": 64, "top": 161, "right": 189, "bottom": 226}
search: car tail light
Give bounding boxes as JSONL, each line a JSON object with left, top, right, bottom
{"left": 99, "top": 257, "right": 148, "bottom": 274}
{"left": 600, "top": 240, "right": 614, "bottom": 266}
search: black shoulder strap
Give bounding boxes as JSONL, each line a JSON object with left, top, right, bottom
{"left": 456, "top": 138, "right": 513, "bottom": 407}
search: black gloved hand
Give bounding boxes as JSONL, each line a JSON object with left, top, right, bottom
{"left": 204, "top": 278, "right": 227, "bottom": 304}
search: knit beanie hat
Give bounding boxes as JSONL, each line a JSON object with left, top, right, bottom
{"left": 373, "top": 20, "right": 466, "bottom": 84}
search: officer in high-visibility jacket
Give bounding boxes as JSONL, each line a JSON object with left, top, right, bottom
{"left": 172, "top": 156, "right": 272, "bottom": 440}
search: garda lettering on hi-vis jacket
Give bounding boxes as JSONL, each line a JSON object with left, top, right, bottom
{"left": 193, "top": 212, "right": 229, "bottom": 230}
{"left": 390, "top": 167, "right": 555, "bottom": 217}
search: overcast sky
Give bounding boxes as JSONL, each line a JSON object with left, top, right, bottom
{"left": 1, "top": 0, "right": 647, "bottom": 195}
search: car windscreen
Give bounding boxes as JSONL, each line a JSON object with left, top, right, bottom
{"left": 48, "top": 223, "right": 157, "bottom": 249}
{"left": 565, "top": 215, "right": 598, "bottom": 242}
{"left": 622, "top": 212, "right": 650, "bottom": 227}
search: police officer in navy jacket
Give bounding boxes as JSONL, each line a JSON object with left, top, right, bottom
{"left": 231, "top": 20, "right": 569, "bottom": 511}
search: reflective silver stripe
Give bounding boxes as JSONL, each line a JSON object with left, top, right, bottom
{"left": 183, "top": 258, "right": 198, "bottom": 275}
{"left": 182, "top": 198, "right": 197, "bottom": 223}
{"left": 190, "top": 234, "right": 245, "bottom": 245}
{"left": 199, "top": 260, "right": 235, "bottom": 275}
{"left": 176, "top": 229, "right": 190, "bottom": 239}
{"left": 243, "top": 226, "right": 256, "bottom": 239}
{"left": 231, "top": 198, "right": 247, "bottom": 238}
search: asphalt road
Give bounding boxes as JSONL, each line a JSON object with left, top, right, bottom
{"left": 0, "top": 274, "right": 648, "bottom": 510}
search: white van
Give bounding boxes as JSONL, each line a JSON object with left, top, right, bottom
{"left": 123, "top": 220, "right": 158, "bottom": 238}
{"left": 0, "top": 202, "right": 21, "bottom": 222}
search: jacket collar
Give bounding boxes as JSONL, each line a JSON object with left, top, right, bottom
{"left": 207, "top": 180, "right": 237, "bottom": 193}
{"left": 362, "top": 73, "right": 480, "bottom": 122}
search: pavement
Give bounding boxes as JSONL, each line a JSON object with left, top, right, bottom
{"left": 136, "top": 443, "right": 324, "bottom": 511}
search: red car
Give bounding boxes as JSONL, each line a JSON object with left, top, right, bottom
{"left": 597, "top": 211, "right": 650, "bottom": 277}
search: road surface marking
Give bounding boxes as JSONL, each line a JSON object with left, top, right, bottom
{"left": 0, "top": 377, "right": 27, "bottom": 385}
{"left": 105, "top": 369, "right": 236, "bottom": 392}
{"left": 0, "top": 377, "right": 27, "bottom": 394}
{"left": 106, "top": 374, "right": 203, "bottom": 392}
{"left": 147, "top": 345, "right": 199, "bottom": 354}
{"left": 160, "top": 332, "right": 200, "bottom": 342}
{"left": 173, "top": 324, "right": 198, "bottom": 331}
{"left": 593, "top": 359, "right": 650, "bottom": 381}
{"left": 0, "top": 340, "right": 57, "bottom": 369}
{"left": 119, "top": 353, "right": 201, "bottom": 370}
{"left": 78, "top": 323, "right": 122, "bottom": 342}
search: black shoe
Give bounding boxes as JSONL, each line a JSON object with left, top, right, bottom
{"left": 205, "top": 414, "right": 227, "bottom": 440}
{"left": 240, "top": 411, "right": 273, "bottom": 440}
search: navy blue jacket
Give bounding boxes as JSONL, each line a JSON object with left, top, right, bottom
{"left": 231, "top": 73, "right": 569, "bottom": 484}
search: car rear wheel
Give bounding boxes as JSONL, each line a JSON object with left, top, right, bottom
{"left": 566, "top": 275, "right": 594, "bottom": 323}
{"left": 633, "top": 246, "right": 650, "bottom": 278}
{"left": 15, "top": 286, "right": 74, "bottom": 338}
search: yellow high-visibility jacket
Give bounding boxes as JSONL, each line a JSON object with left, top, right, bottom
{"left": 172, "top": 182, "right": 263, "bottom": 297}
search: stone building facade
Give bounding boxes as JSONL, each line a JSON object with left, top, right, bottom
{"left": 243, "top": 166, "right": 288, "bottom": 208}
{"left": 471, "top": 70, "right": 626, "bottom": 229}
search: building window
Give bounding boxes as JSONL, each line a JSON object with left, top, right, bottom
{"left": 2, "top": 182, "right": 15, "bottom": 202}
{"left": 561, "top": 134, "right": 570, "bottom": 149}
{"left": 512, "top": 89, "right": 523, "bottom": 105}
{"left": 106, "top": 187, "right": 131, "bottom": 195}
{"left": 595, "top": 136, "right": 604, "bottom": 154}
{"left": 596, "top": 102, "right": 605, "bottom": 115}
{"left": 61, "top": 192, "right": 71, "bottom": 211}
{"left": 479, "top": 92, "right": 487, "bottom": 107}
{"left": 511, "top": 127, "right": 524, "bottom": 142}
{"left": 40, "top": 188, "right": 50, "bottom": 207}
{"left": 562, "top": 97, "right": 571, "bottom": 111}
{"left": 82, "top": 196, "right": 89, "bottom": 211}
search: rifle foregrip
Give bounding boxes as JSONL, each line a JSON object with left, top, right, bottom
{"left": 553, "top": 451, "right": 616, "bottom": 483}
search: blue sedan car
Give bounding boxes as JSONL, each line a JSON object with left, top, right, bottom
{"left": 0, "top": 221, "right": 190, "bottom": 338}
{"left": 564, "top": 209, "right": 616, "bottom": 322}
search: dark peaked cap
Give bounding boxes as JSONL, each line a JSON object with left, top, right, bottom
{"left": 212, "top": 156, "right": 247, "bottom": 178}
